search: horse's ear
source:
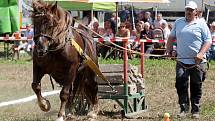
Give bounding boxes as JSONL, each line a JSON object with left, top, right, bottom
{"left": 51, "top": 1, "right": 58, "bottom": 13}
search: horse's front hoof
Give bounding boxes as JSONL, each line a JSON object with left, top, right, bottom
{"left": 87, "top": 118, "right": 97, "bottom": 121}
{"left": 56, "top": 117, "right": 64, "bottom": 121}
{"left": 38, "top": 98, "right": 51, "bottom": 112}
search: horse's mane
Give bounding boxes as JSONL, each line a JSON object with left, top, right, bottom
{"left": 32, "top": 0, "right": 72, "bottom": 46}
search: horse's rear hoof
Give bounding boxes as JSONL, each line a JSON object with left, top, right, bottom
{"left": 87, "top": 112, "right": 97, "bottom": 119}
{"left": 38, "top": 99, "right": 51, "bottom": 112}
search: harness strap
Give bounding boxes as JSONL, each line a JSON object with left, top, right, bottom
{"left": 70, "top": 38, "right": 117, "bottom": 93}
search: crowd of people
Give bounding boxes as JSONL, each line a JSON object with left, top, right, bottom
{"left": 79, "top": 10, "right": 173, "bottom": 58}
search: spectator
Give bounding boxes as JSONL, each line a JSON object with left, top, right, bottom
{"left": 131, "top": 22, "right": 144, "bottom": 51}
{"left": 142, "top": 12, "right": 153, "bottom": 27}
{"left": 154, "top": 13, "right": 167, "bottom": 29}
{"left": 140, "top": 22, "right": 154, "bottom": 53}
{"left": 160, "top": 21, "right": 171, "bottom": 40}
{"left": 103, "top": 28, "right": 114, "bottom": 38}
{"left": 119, "top": 6, "right": 130, "bottom": 22}
{"left": 140, "top": 22, "right": 154, "bottom": 40}
{"left": 136, "top": 12, "right": 144, "bottom": 23}
{"left": 166, "top": 1, "right": 212, "bottom": 119}
{"left": 110, "top": 13, "right": 121, "bottom": 34}
{"left": 168, "top": 22, "right": 173, "bottom": 30}
{"left": 24, "top": 24, "right": 34, "bottom": 52}
{"left": 116, "top": 23, "right": 130, "bottom": 38}
{"left": 88, "top": 13, "right": 98, "bottom": 29}
{"left": 91, "top": 22, "right": 104, "bottom": 37}
{"left": 115, "top": 23, "right": 131, "bottom": 58}
{"left": 18, "top": 24, "right": 34, "bottom": 60}
{"left": 131, "top": 22, "right": 144, "bottom": 40}
{"left": 11, "top": 31, "right": 21, "bottom": 60}
{"left": 82, "top": 12, "right": 91, "bottom": 26}
{"left": 208, "top": 21, "right": 215, "bottom": 60}
{"left": 104, "top": 21, "right": 112, "bottom": 32}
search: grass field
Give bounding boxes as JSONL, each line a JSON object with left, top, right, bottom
{"left": 0, "top": 58, "right": 215, "bottom": 121}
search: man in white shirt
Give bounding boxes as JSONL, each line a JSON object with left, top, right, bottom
{"left": 154, "top": 13, "right": 167, "bottom": 29}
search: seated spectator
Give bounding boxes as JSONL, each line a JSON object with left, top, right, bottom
{"left": 140, "top": 22, "right": 154, "bottom": 53}
{"left": 103, "top": 28, "right": 114, "bottom": 39}
{"left": 88, "top": 13, "right": 98, "bottom": 29}
{"left": 91, "top": 22, "right": 104, "bottom": 37}
{"left": 131, "top": 22, "right": 144, "bottom": 51}
{"left": 104, "top": 20, "right": 113, "bottom": 34}
{"left": 116, "top": 23, "right": 130, "bottom": 38}
{"left": 160, "top": 21, "right": 171, "bottom": 40}
{"left": 11, "top": 31, "right": 21, "bottom": 60}
{"left": 140, "top": 22, "right": 154, "bottom": 40}
{"left": 142, "top": 12, "right": 153, "bottom": 28}
{"left": 116, "top": 23, "right": 131, "bottom": 58}
{"left": 24, "top": 24, "right": 34, "bottom": 52}
{"left": 131, "top": 23, "right": 144, "bottom": 39}
{"left": 16, "top": 24, "right": 34, "bottom": 60}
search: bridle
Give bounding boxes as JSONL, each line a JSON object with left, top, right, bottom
{"left": 34, "top": 32, "right": 67, "bottom": 57}
{"left": 33, "top": 5, "right": 72, "bottom": 57}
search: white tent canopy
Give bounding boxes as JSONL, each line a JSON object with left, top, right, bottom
{"left": 49, "top": 0, "right": 170, "bottom": 3}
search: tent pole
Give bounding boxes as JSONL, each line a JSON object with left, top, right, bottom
{"left": 91, "top": 9, "right": 93, "bottom": 22}
{"left": 19, "top": 0, "right": 22, "bottom": 29}
{"left": 155, "top": 4, "right": 158, "bottom": 20}
{"left": 116, "top": 2, "right": 119, "bottom": 33}
{"left": 206, "top": 9, "right": 210, "bottom": 23}
{"left": 131, "top": 3, "right": 135, "bottom": 30}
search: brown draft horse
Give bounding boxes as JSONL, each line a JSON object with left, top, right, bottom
{"left": 32, "top": 1, "right": 98, "bottom": 120}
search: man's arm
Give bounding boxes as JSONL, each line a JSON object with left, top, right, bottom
{"left": 166, "top": 35, "right": 175, "bottom": 56}
{"left": 195, "top": 42, "right": 212, "bottom": 63}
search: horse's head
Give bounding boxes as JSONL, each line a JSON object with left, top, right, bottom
{"left": 32, "top": 0, "right": 71, "bottom": 56}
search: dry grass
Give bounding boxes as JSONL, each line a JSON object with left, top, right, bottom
{"left": 0, "top": 59, "right": 215, "bottom": 121}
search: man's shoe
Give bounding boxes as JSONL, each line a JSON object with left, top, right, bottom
{"left": 177, "top": 111, "right": 188, "bottom": 118}
{"left": 192, "top": 112, "right": 200, "bottom": 119}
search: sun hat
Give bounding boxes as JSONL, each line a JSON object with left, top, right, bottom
{"left": 185, "top": 1, "right": 197, "bottom": 9}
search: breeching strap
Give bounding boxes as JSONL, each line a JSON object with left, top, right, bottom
{"left": 70, "top": 39, "right": 117, "bottom": 94}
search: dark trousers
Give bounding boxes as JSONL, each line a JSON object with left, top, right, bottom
{"left": 175, "top": 62, "right": 206, "bottom": 113}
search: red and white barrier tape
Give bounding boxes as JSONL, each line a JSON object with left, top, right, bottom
{"left": 0, "top": 37, "right": 33, "bottom": 41}
{"left": 94, "top": 38, "right": 167, "bottom": 43}
{"left": 0, "top": 37, "right": 213, "bottom": 43}
{"left": 0, "top": 37, "right": 167, "bottom": 43}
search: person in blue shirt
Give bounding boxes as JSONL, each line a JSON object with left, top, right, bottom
{"left": 18, "top": 24, "right": 34, "bottom": 60}
{"left": 166, "top": 1, "right": 212, "bottom": 119}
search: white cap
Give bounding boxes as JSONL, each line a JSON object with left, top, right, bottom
{"left": 185, "top": 1, "right": 197, "bottom": 9}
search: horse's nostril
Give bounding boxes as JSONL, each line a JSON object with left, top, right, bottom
{"left": 38, "top": 52, "right": 43, "bottom": 56}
